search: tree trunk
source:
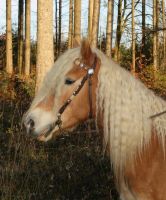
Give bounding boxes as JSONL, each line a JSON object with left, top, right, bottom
{"left": 141, "top": 0, "right": 146, "bottom": 61}
{"left": 36, "top": 0, "right": 54, "bottom": 91}
{"left": 162, "top": 0, "right": 166, "bottom": 60}
{"left": 131, "top": 0, "right": 135, "bottom": 74}
{"left": 114, "top": 0, "right": 122, "bottom": 61}
{"left": 6, "top": 0, "right": 13, "bottom": 74}
{"left": 111, "top": 0, "right": 114, "bottom": 49}
{"left": 106, "top": 0, "right": 113, "bottom": 57}
{"left": 58, "top": 0, "right": 62, "bottom": 54}
{"left": 153, "top": 0, "right": 157, "bottom": 71}
{"left": 18, "top": 0, "right": 24, "bottom": 74}
{"left": 91, "top": 0, "right": 100, "bottom": 48}
{"left": 88, "top": 0, "right": 94, "bottom": 41}
{"left": 156, "top": 0, "right": 159, "bottom": 66}
{"left": 25, "top": 0, "right": 31, "bottom": 76}
{"left": 74, "top": 0, "right": 81, "bottom": 44}
{"left": 68, "top": 0, "right": 73, "bottom": 49}
{"left": 114, "top": 0, "right": 140, "bottom": 62}
{"left": 55, "top": 0, "right": 58, "bottom": 57}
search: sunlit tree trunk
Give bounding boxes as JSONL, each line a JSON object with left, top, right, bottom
{"left": 55, "top": 0, "right": 58, "bottom": 57}
{"left": 91, "top": 0, "right": 100, "bottom": 48}
{"left": 162, "top": 0, "right": 166, "bottom": 60}
{"left": 131, "top": 0, "right": 135, "bottom": 74}
{"left": 74, "top": 0, "right": 81, "bottom": 44}
{"left": 6, "top": 0, "right": 13, "bottom": 74}
{"left": 114, "top": 0, "right": 122, "bottom": 61}
{"left": 68, "top": 0, "right": 73, "bottom": 49}
{"left": 36, "top": 0, "right": 54, "bottom": 91}
{"left": 106, "top": 0, "right": 113, "bottom": 57}
{"left": 18, "top": 0, "right": 24, "bottom": 74}
{"left": 58, "top": 0, "right": 62, "bottom": 54}
{"left": 88, "top": 0, "right": 94, "bottom": 41}
{"left": 111, "top": 0, "right": 114, "bottom": 49}
{"left": 153, "top": 0, "right": 157, "bottom": 71}
{"left": 25, "top": 0, "right": 31, "bottom": 76}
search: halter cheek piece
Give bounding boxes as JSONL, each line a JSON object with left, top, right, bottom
{"left": 48, "top": 55, "right": 98, "bottom": 135}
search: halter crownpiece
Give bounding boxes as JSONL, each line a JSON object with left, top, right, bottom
{"left": 74, "top": 57, "right": 95, "bottom": 71}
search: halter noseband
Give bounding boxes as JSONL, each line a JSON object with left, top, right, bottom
{"left": 47, "top": 55, "right": 98, "bottom": 135}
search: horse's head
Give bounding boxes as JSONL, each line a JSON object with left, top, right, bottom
{"left": 23, "top": 40, "right": 100, "bottom": 141}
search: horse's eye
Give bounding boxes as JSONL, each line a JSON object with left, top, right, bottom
{"left": 65, "top": 78, "right": 76, "bottom": 85}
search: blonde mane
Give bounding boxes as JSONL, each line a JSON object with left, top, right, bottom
{"left": 31, "top": 47, "right": 166, "bottom": 180}
{"left": 95, "top": 49, "right": 166, "bottom": 179}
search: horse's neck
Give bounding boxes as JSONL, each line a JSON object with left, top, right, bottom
{"left": 123, "top": 132, "right": 166, "bottom": 198}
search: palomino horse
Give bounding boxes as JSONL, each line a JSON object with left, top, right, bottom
{"left": 23, "top": 40, "right": 166, "bottom": 200}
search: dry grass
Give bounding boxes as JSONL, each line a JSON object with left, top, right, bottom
{"left": 1, "top": 68, "right": 165, "bottom": 200}
{"left": 0, "top": 73, "right": 118, "bottom": 200}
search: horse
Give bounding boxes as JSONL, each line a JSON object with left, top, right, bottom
{"left": 23, "top": 39, "right": 166, "bottom": 200}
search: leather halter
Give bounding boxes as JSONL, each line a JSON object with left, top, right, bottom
{"left": 150, "top": 110, "right": 166, "bottom": 119}
{"left": 47, "top": 55, "right": 97, "bottom": 135}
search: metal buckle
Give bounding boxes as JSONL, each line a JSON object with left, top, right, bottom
{"left": 88, "top": 68, "right": 94, "bottom": 75}
{"left": 80, "top": 63, "right": 84, "bottom": 68}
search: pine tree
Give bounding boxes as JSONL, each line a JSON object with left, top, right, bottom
{"left": 68, "top": 0, "right": 73, "bottom": 49}
{"left": 162, "top": 0, "right": 166, "bottom": 60}
{"left": 36, "top": 0, "right": 54, "bottom": 91}
{"left": 25, "top": 0, "right": 31, "bottom": 76}
{"left": 91, "top": 0, "right": 100, "bottom": 48}
{"left": 88, "top": 0, "right": 94, "bottom": 41}
{"left": 18, "top": 0, "right": 24, "bottom": 74}
{"left": 106, "top": 0, "right": 113, "bottom": 57}
{"left": 74, "top": 0, "right": 81, "bottom": 44}
{"left": 6, "top": 0, "right": 13, "bottom": 74}
{"left": 131, "top": 0, "right": 135, "bottom": 74}
{"left": 153, "top": 0, "right": 157, "bottom": 71}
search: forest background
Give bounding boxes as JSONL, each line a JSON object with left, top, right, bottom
{"left": 0, "top": 0, "right": 166, "bottom": 199}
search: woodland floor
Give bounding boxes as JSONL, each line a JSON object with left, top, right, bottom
{"left": 0, "top": 67, "right": 166, "bottom": 200}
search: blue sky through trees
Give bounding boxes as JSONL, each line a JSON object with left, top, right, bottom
{"left": 0, "top": 0, "right": 153, "bottom": 46}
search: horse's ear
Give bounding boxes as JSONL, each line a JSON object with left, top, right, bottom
{"left": 73, "top": 38, "right": 81, "bottom": 48}
{"left": 80, "top": 39, "right": 94, "bottom": 65}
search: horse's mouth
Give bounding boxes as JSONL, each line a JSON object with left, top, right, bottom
{"left": 37, "top": 134, "right": 52, "bottom": 142}
{"left": 37, "top": 124, "right": 59, "bottom": 142}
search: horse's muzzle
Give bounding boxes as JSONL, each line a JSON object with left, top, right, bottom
{"left": 23, "top": 116, "right": 36, "bottom": 135}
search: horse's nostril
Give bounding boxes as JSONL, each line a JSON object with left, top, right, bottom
{"left": 28, "top": 119, "right": 35, "bottom": 129}
{"left": 23, "top": 116, "right": 36, "bottom": 134}
{"left": 25, "top": 118, "right": 35, "bottom": 133}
